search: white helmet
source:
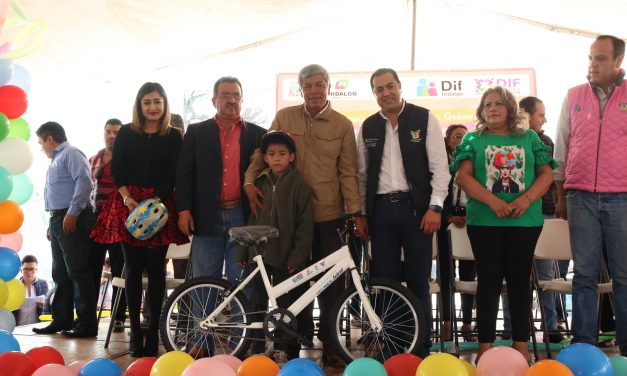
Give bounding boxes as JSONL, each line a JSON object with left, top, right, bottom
{"left": 125, "top": 198, "right": 168, "bottom": 240}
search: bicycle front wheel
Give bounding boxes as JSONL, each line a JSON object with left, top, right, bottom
{"left": 159, "top": 277, "right": 252, "bottom": 359}
{"left": 328, "top": 277, "right": 426, "bottom": 363}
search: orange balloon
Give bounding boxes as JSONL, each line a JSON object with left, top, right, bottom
{"left": 236, "top": 354, "right": 279, "bottom": 376}
{"left": 0, "top": 200, "right": 23, "bottom": 234}
{"left": 524, "top": 359, "right": 574, "bottom": 376}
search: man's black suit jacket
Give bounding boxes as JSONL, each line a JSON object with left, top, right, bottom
{"left": 176, "top": 119, "right": 266, "bottom": 236}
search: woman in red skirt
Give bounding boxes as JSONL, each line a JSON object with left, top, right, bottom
{"left": 92, "top": 82, "right": 188, "bottom": 357}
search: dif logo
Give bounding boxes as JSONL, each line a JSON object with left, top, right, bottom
{"left": 417, "top": 78, "right": 438, "bottom": 96}
{"left": 475, "top": 78, "right": 522, "bottom": 94}
{"left": 441, "top": 80, "right": 463, "bottom": 97}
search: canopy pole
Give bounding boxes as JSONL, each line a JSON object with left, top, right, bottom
{"left": 411, "top": 0, "right": 417, "bottom": 70}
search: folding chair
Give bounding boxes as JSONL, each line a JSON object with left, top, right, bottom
{"left": 429, "top": 234, "right": 445, "bottom": 352}
{"left": 448, "top": 224, "right": 541, "bottom": 359}
{"left": 532, "top": 218, "right": 612, "bottom": 358}
{"left": 104, "top": 240, "right": 192, "bottom": 348}
{"left": 96, "top": 270, "right": 113, "bottom": 326}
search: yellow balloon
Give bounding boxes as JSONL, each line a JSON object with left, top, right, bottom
{"left": 416, "top": 353, "right": 469, "bottom": 376}
{"left": 461, "top": 359, "right": 476, "bottom": 376}
{"left": 0, "top": 280, "right": 8, "bottom": 308}
{"left": 150, "top": 351, "right": 194, "bottom": 376}
{"left": 0, "top": 19, "right": 48, "bottom": 60}
{"left": 4, "top": 278, "right": 24, "bottom": 310}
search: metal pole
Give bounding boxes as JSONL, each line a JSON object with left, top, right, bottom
{"left": 411, "top": 0, "right": 417, "bottom": 70}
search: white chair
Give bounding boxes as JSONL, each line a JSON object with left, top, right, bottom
{"left": 532, "top": 218, "right": 612, "bottom": 357}
{"left": 104, "top": 241, "right": 192, "bottom": 349}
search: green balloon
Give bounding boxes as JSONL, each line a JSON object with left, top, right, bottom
{"left": 0, "top": 167, "right": 13, "bottom": 202}
{"left": 610, "top": 355, "right": 627, "bottom": 375}
{"left": 0, "top": 113, "right": 9, "bottom": 142}
{"left": 7, "top": 173, "right": 33, "bottom": 205}
{"left": 344, "top": 358, "right": 387, "bottom": 376}
{"left": 7, "top": 117, "right": 30, "bottom": 141}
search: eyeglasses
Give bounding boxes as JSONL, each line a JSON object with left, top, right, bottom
{"left": 217, "top": 92, "right": 242, "bottom": 100}
{"left": 22, "top": 267, "right": 37, "bottom": 272}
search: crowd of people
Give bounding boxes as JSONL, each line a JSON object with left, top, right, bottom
{"left": 24, "top": 33, "right": 626, "bottom": 367}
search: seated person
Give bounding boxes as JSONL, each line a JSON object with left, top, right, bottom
{"left": 13, "top": 255, "right": 50, "bottom": 325}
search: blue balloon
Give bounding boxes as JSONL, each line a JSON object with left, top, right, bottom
{"left": 7, "top": 65, "right": 31, "bottom": 93}
{"left": 0, "top": 329, "right": 20, "bottom": 353}
{"left": 556, "top": 342, "right": 613, "bottom": 376}
{"left": 0, "top": 60, "right": 13, "bottom": 86}
{"left": 0, "top": 167, "right": 12, "bottom": 202}
{"left": 0, "top": 309, "right": 16, "bottom": 333}
{"left": 0, "top": 248, "right": 20, "bottom": 281}
{"left": 279, "top": 358, "right": 324, "bottom": 376}
{"left": 78, "top": 357, "right": 122, "bottom": 376}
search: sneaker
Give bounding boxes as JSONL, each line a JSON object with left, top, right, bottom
{"left": 113, "top": 320, "right": 125, "bottom": 333}
{"left": 269, "top": 350, "right": 288, "bottom": 367}
{"left": 548, "top": 332, "right": 565, "bottom": 343}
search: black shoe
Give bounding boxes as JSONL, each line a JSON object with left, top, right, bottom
{"left": 32, "top": 323, "right": 71, "bottom": 334}
{"left": 113, "top": 320, "right": 125, "bottom": 333}
{"left": 129, "top": 333, "right": 144, "bottom": 357}
{"left": 548, "top": 332, "right": 565, "bottom": 343}
{"left": 61, "top": 327, "right": 98, "bottom": 338}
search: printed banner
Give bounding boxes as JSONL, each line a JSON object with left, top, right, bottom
{"left": 276, "top": 68, "right": 536, "bottom": 131}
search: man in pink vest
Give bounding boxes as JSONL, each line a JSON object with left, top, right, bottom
{"left": 554, "top": 34, "right": 627, "bottom": 356}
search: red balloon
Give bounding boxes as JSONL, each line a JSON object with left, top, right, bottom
{"left": 0, "top": 351, "right": 37, "bottom": 376}
{"left": 124, "top": 356, "right": 157, "bottom": 376}
{"left": 383, "top": 353, "right": 422, "bottom": 376}
{"left": 0, "top": 85, "right": 28, "bottom": 119}
{"left": 26, "top": 346, "right": 65, "bottom": 368}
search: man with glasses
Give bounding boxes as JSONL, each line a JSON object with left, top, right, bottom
{"left": 13, "top": 255, "right": 49, "bottom": 325}
{"left": 177, "top": 77, "right": 266, "bottom": 357}
{"left": 177, "top": 76, "right": 265, "bottom": 285}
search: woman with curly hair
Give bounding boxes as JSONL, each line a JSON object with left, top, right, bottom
{"left": 450, "top": 86, "right": 556, "bottom": 362}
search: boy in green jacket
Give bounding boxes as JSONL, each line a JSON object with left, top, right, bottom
{"left": 237, "top": 130, "right": 314, "bottom": 362}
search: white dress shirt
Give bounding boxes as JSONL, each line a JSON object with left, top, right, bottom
{"left": 357, "top": 101, "right": 450, "bottom": 214}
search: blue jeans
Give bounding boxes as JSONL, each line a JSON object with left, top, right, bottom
{"left": 567, "top": 190, "right": 627, "bottom": 353}
{"left": 192, "top": 206, "right": 245, "bottom": 286}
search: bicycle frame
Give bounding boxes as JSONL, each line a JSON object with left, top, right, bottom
{"left": 198, "top": 244, "right": 383, "bottom": 331}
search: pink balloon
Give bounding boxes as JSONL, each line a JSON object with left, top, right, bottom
{"left": 66, "top": 360, "right": 89, "bottom": 376}
{"left": 0, "top": 231, "right": 23, "bottom": 252}
{"left": 477, "top": 346, "right": 529, "bottom": 376}
{"left": 32, "top": 363, "right": 73, "bottom": 376}
{"left": 182, "top": 358, "right": 236, "bottom": 376}
{"left": 211, "top": 354, "right": 242, "bottom": 373}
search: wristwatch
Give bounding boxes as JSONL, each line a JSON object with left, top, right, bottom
{"left": 429, "top": 204, "right": 443, "bottom": 213}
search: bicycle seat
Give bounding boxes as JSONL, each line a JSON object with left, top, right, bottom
{"left": 229, "top": 225, "right": 279, "bottom": 246}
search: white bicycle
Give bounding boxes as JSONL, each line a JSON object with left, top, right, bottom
{"left": 159, "top": 223, "right": 426, "bottom": 363}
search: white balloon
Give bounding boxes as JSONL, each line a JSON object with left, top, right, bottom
{"left": 0, "top": 138, "right": 33, "bottom": 174}
{"left": 0, "top": 308, "right": 16, "bottom": 333}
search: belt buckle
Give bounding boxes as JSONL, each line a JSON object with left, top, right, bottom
{"left": 389, "top": 193, "right": 400, "bottom": 203}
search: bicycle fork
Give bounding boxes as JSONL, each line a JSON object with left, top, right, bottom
{"left": 350, "top": 268, "right": 383, "bottom": 331}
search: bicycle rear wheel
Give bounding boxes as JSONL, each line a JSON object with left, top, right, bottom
{"left": 159, "top": 277, "right": 252, "bottom": 359}
{"left": 328, "top": 277, "right": 426, "bottom": 363}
